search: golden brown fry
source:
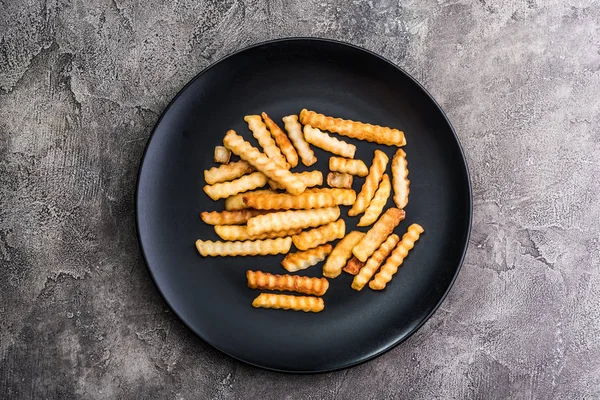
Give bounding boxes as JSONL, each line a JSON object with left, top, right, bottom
{"left": 244, "top": 191, "right": 336, "bottom": 210}
{"left": 299, "top": 109, "right": 406, "bottom": 146}
{"left": 262, "top": 112, "right": 298, "bottom": 168}
{"left": 329, "top": 157, "right": 369, "bottom": 177}
{"left": 214, "top": 146, "right": 231, "bottom": 163}
{"left": 358, "top": 174, "right": 391, "bottom": 227}
{"left": 281, "top": 244, "right": 333, "bottom": 272}
{"left": 195, "top": 237, "right": 292, "bottom": 256}
{"left": 327, "top": 172, "right": 353, "bottom": 189}
{"left": 307, "top": 188, "right": 356, "bottom": 206}
{"left": 352, "top": 208, "right": 405, "bottom": 262}
{"left": 247, "top": 270, "right": 329, "bottom": 296}
{"left": 224, "top": 189, "right": 275, "bottom": 210}
{"left": 201, "top": 209, "right": 266, "bottom": 225}
{"left": 343, "top": 256, "right": 364, "bottom": 275}
{"left": 252, "top": 293, "right": 324, "bottom": 312}
{"left": 245, "top": 115, "right": 289, "bottom": 168}
{"left": 352, "top": 234, "right": 399, "bottom": 291}
{"left": 203, "top": 171, "right": 268, "bottom": 200}
{"left": 223, "top": 130, "right": 306, "bottom": 195}
{"left": 303, "top": 125, "right": 356, "bottom": 158}
{"left": 292, "top": 219, "right": 346, "bottom": 251}
{"left": 348, "top": 150, "right": 389, "bottom": 216}
{"left": 282, "top": 115, "right": 317, "bottom": 166}
{"left": 268, "top": 170, "right": 323, "bottom": 190}
{"left": 322, "top": 231, "right": 365, "bottom": 278}
{"left": 204, "top": 160, "right": 255, "bottom": 185}
{"left": 392, "top": 148, "right": 410, "bottom": 209}
{"left": 246, "top": 206, "right": 340, "bottom": 235}
{"left": 369, "top": 224, "right": 424, "bottom": 290}
{"left": 214, "top": 225, "right": 301, "bottom": 241}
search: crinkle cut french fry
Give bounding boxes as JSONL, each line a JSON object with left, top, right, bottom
{"left": 214, "top": 146, "right": 231, "bottom": 163}
{"left": 343, "top": 256, "right": 364, "bottom": 275}
{"left": 203, "top": 171, "right": 268, "bottom": 200}
{"left": 392, "top": 148, "right": 410, "bottom": 209}
{"left": 243, "top": 191, "right": 336, "bottom": 210}
{"left": 329, "top": 157, "right": 369, "bottom": 177}
{"left": 303, "top": 125, "right": 356, "bottom": 158}
{"left": 281, "top": 244, "right": 333, "bottom": 272}
{"left": 291, "top": 219, "right": 346, "bottom": 251}
{"left": 201, "top": 209, "right": 266, "bottom": 225}
{"left": 369, "top": 224, "right": 424, "bottom": 290}
{"left": 268, "top": 170, "right": 323, "bottom": 190}
{"left": 204, "top": 160, "right": 255, "bottom": 185}
{"left": 223, "top": 130, "right": 306, "bottom": 195}
{"left": 358, "top": 174, "right": 391, "bottom": 227}
{"left": 246, "top": 206, "right": 340, "bottom": 235}
{"left": 225, "top": 189, "right": 275, "bottom": 211}
{"left": 252, "top": 293, "right": 324, "bottom": 312}
{"left": 352, "top": 208, "right": 405, "bottom": 262}
{"left": 322, "top": 231, "right": 365, "bottom": 278}
{"left": 352, "top": 234, "right": 400, "bottom": 291}
{"left": 247, "top": 270, "right": 329, "bottom": 296}
{"left": 348, "top": 150, "right": 389, "bottom": 216}
{"left": 262, "top": 112, "right": 299, "bottom": 168}
{"left": 245, "top": 115, "right": 289, "bottom": 168}
{"left": 195, "top": 237, "right": 292, "bottom": 257}
{"left": 327, "top": 172, "right": 353, "bottom": 189}
{"left": 306, "top": 188, "right": 356, "bottom": 206}
{"left": 283, "top": 115, "right": 317, "bottom": 166}
{"left": 299, "top": 109, "right": 406, "bottom": 146}
{"left": 214, "top": 225, "right": 301, "bottom": 241}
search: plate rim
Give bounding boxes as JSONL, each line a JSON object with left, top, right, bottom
{"left": 135, "top": 37, "right": 473, "bottom": 374}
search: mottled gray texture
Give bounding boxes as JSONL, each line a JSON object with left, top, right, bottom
{"left": 1, "top": 0, "right": 599, "bottom": 398}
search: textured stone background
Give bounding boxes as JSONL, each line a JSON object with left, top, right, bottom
{"left": 1, "top": 0, "right": 599, "bottom": 398}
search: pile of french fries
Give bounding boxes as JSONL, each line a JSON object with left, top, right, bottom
{"left": 196, "top": 109, "right": 423, "bottom": 313}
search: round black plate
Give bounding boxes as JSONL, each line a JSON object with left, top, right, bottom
{"left": 136, "top": 38, "right": 472, "bottom": 373}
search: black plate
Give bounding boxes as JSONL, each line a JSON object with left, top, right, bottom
{"left": 136, "top": 38, "right": 472, "bottom": 373}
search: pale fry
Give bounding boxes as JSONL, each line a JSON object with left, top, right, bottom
{"left": 303, "top": 125, "right": 356, "bottom": 158}
{"left": 245, "top": 115, "right": 289, "bottom": 168}
{"left": 201, "top": 209, "right": 266, "bottom": 225}
{"left": 343, "top": 256, "right": 364, "bottom": 275}
{"left": 307, "top": 188, "right": 356, "bottom": 206}
{"left": 322, "top": 231, "right": 365, "bottom": 278}
{"left": 358, "top": 174, "right": 391, "bottom": 227}
{"left": 203, "top": 171, "right": 268, "bottom": 200}
{"left": 214, "top": 225, "right": 301, "bottom": 241}
{"left": 329, "top": 157, "right": 369, "bottom": 177}
{"left": 348, "top": 150, "right": 389, "bottom": 216}
{"left": 281, "top": 244, "right": 333, "bottom": 272}
{"left": 225, "top": 189, "right": 275, "bottom": 210}
{"left": 247, "top": 270, "right": 329, "bottom": 296}
{"left": 252, "top": 293, "right": 324, "bottom": 312}
{"left": 204, "top": 160, "right": 255, "bottom": 185}
{"left": 283, "top": 115, "right": 317, "bottom": 166}
{"left": 214, "top": 146, "right": 231, "bottom": 163}
{"left": 292, "top": 219, "right": 346, "bottom": 251}
{"left": 299, "top": 109, "right": 406, "bottom": 146}
{"left": 352, "top": 208, "right": 405, "bottom": 262}
{"left": 369, "top": 224, "right": 424, "bottom": 290}
{"left": 262, "top": 112, "right": 298, "bottom": 168}
{"left": 327, "top": 172, "right": 353, "bottom": 189}
{"left": 392, "top": 148, "right": 410, "bottom": 209}
{"left": 244, "top": 191, "right": 336, "bottom": 210}
{"left": 195, "top": 237, "right": 292, "bottom": 257}
{"left": 223, "top": 130, "right": 306, "bottom": 195}
{"left": 246, "top": 207, "right": 340, "bottom": 235}
{"left": 268, "top": 170, "right": 323, "bottom": 190}
{"left": 352, "top": 234, "right": 400, "bottom": 291}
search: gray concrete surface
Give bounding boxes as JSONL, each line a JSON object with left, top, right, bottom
{"left": 1, "top": 0, "right": 599, "bottom": 398}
